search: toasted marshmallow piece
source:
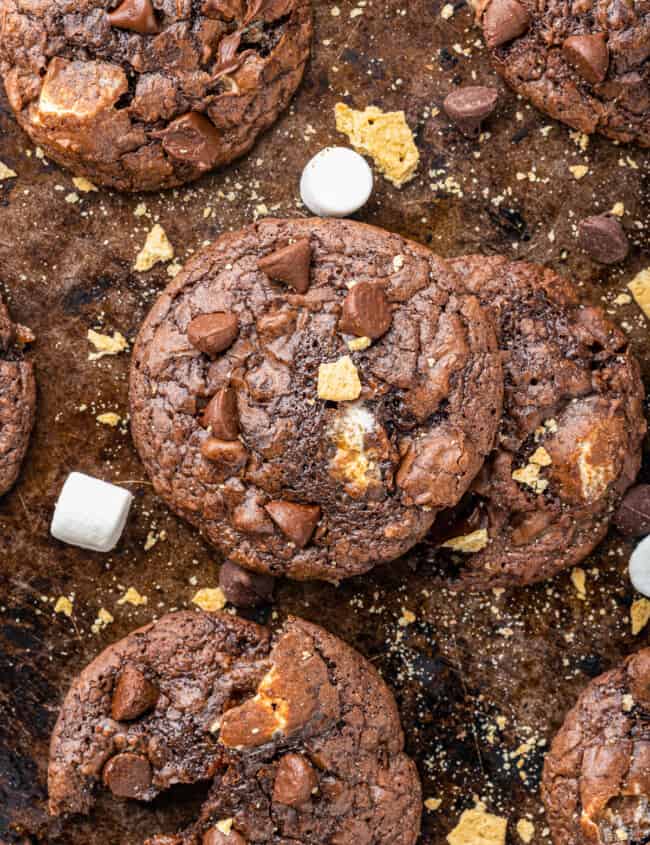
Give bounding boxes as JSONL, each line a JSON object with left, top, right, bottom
{"left": 300, "top": 147, "right": 373, "bottom": 217}
{"left": 630, "top": 534, "right": 650, "bottom": 597}
{"left": 51, "top": 472, "right": 134, "bottom": 553}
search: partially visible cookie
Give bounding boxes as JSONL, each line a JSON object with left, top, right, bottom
{"left": 0, "top": 296, "right": 36, "bottom": 496}
{"left": 542, "top": 648, "right": 650, "bottom": 845}
{"left": 129, "top": 218, "right": 503, "bottom": 582}
{"left": 475, "top": 0, "right": 650, "bottom": 147}
{"left": 435, "top": 256, "right": 645, "bottom": 589}
{"left": 0, "top": 0, "right": 312, "bottom": 191}
{"left": 49, "top": 611, "right": 422, "bottom": 845}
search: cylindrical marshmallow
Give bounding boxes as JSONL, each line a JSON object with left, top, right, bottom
{"left": 51, "top": 472, "right": 134, "bottom": 553}
{"left": 300, "top": 147, "right": 373, "bottom": 218}
{"left": 630, "top": 534, "right": 650, "bottom": 597}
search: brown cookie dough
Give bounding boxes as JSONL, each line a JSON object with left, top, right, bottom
{"left": 48, "top": 611, "right": 422, "bottom": 845}
{"left": 542, "top": 648, "right": 650, "bottom": 845}
{"left": 129, "top": 218, "right": 503, "bottom": 581}
{"left": 434, "top": 255, "right": 645, "bottom": 589}
{"left": 0, "top": 296, "right": 36, "bottom": 497}
{"left": 475, "top": 0, "right": 650, "bottom": 147}
{"left": 0, "top": 0, "right": 312, "bottom": 191}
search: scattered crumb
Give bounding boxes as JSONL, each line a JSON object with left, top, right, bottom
{"left": 0, "top": 161, "right": 17, "bottom": 181}
{"left": 425, "top": 797, "right": 443, "bottom": 811}
{"left": 72, "top": 176, "right": 98, "bottom": 192}
{"left": 87, "top": 329, "right": 128, "bottom": 361}
{"left": 347, "top": 336, "right": 372, "bottom": 352}
{"left": 91, "top": 608, "right": 114, "bottom": 634}
{"left": 134, "top": 224, "right": 174, "bottom": 272}
{"left": 54, "top": 596, "right": 73, "bottom": 617}
{"left": 192, "top": 587, "right": 226, "bottom": 612}
{"left": 318, "top": 356, "right": 362, "bottom": 402}
{"left": 571, "top": 568, "right": 587, "bottom": 600}
{"left": 216, "top": 820, "right": 234, "bottom": 835}
{"left": 96, "top": 412, "right": 121, "bottom": 427}
{"left": 117, "top": 587, "right": 148, "bottom": 607}
{"left": 447, "top": 806, "right": 507, "bottom": 845}
{"left": 628, "top": 268, "right": 650, "bottom": 320}
{"left": 442, "top": 528, "right": 489, "bottom": 553}
{"left": 516, "top": 819, "right": 535, "bottom": 843}
{"left": 398, "top": 608, "right": 416, "bottom": 626}
{"left": 569, "top": 165, "right": 588, "bottom": 180}
{"left": 631, "top": 598, "right": 650, "bottom": 635}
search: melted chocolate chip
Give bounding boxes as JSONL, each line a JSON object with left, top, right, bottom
{"left": 111, "top": 665, "right": 159, "bottom": 721}
{"left": 102, "top": 753, "right": 152, "bottom": 799}
{"left": 188, "top": 312, "right": 239, "bottom": 357}
{"left": 272, "top": 753, "right": 319, "bottom": 806}
{"left": 218, "top": 560, "right": 275, "bottom": 607}
{"left": 562, "top": 33, "right": 609, "bottom": 85}
{"left": 339, "top": 282, "right": 392, "bottom": 339}
{"left": 108, "top": 0, "right": 159, "bottom": 34}
{"left": 265, "top": 500, "right": 321, "bottom": 547}
{"left": 443, "top": 86, "right": 499, "bottom": 138}
{"left": 483, "top": 0, "right": 530, "bottom": 48}
{"left": 201, "top": 437, "right": 248, "bottom": 469}
{"left": 203, "top": 388, "right": 239, "bottom": 441}
{"left": 614, "top": 484, "right": 650, "bottom": 537}
{"left": 578, "top": 215, "right": 629, "bottom": 264}
{"left": 258, "top": 239, "right": 312, "bottom": 294}
{"left": 156, "top": 113, "right": 222, "bottom": 171}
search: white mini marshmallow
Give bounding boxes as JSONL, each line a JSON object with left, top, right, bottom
{"left": 300, "top": 147, "right": 373, "bottom": 217}
{"left": 51, "top": 472, "right": 134, "bottom": 553}
{"left": 629, "top": 534, "right": 650, "bottom": 597}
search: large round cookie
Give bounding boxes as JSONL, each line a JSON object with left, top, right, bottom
{"left": 475, "top": 0, "right": 650, "bottom": 147}
{"left": 542, "top": 648, "right": 650, "bottom": 845}
{"left": 48, "top": 611, "right": 422, "bottom": 845}
{"left": 434, "top": 255, "right": 645, "bottom": 589}
{"left": 129, "top": 218, "right": 503, "bottom": 581}
{"left": 0, "top": 0, "right": 312, "bottom": 191}
{"left": 0, "top": 295, "right": 36, "bottom": 497}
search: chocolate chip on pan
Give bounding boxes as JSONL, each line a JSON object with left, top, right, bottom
{"left": 219, "top": 561, "right": 275, "bottom": 607}
{"left": 615, "top": 485, "right": 650, "bottom": 538}
{"left": 578, "top": 215, "right": 629, "bottom": 265}
{"left": 443, "top": 86, "right": 499, "bottom": 138}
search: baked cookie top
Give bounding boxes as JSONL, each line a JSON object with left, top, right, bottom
{"left": 542, "top": 648, "right": 650, "bottom": 845}
{"left": 129, "top": 218, "right": 503, "bottom": 581}
{"left": 0, "top": 0, "right": 312, "bottom": 191}
{"left": 436, "top": 255, "right": 645, "bottom": 588}
{"left": 476, "top": 0, "right": 650, "bottom": 147}
{"left": 49, "top": 611, "right": 422, "bottom": 845}
{"left": 0, "top": 295, "right": 36, "bottom": 497}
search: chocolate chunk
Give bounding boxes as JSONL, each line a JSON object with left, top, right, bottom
{"left": 443, "top": 86, "right": 499, "bottom": 138}
{"left": 218, "top": 560, "right": 274, "bottom": 607}
{"left": 201, "top": 437, "right": 248, "bottom": 469}
{"left": 258, "top": 239, "right": 312, "bottom": 294}
{"left": 203, "top": 388, "right": 239, "bottom": 441}
{"left": 273, "top": 753, "right": 319, "bottom": 806}
{"left": 339, "top": 282, "right": 392, "bottom": 339}
{"left": 203, "top": 828, "right": 246, "bottom": 845}
{"left": 614, "top": 485, "right": 650, "bottom": 537}
{"left": 111, "top": 665, "right": 159, "bottom": 721}
{"left": 156, "top": 113, "right": 222, "bottom": 171}
{"left": 188, "top": 312, "right": 239, "bottom": 357}
{"left": 483, "top": 0, "right": 530, "bottom": 48}
{"left": 102, "top": 753, "right": 152, "bottom": 799}
{"left": 578, "top": 215, "right": 629, "bottom": 264}
{"left": 108, "top": 0, "right": 159, "bottom": 33}
{"left": 562, "top": 33, "right": 609, "bottom": 85}
{"left": 265, "top": 500, "right": 321, "bottom": 548}
{"left": 202, "top": 0, "right": 244, "bottom": 19}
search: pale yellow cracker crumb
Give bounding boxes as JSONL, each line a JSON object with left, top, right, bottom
{"left": 530, "top": 446, "right": 552, "bottom": 467}
{"left": 54, "top": 596, "right": 73, "bottom": 617}
{"left": 425, "top": 797, "right": 442, "bottom": 811}
{"left": 516, "top": 819, "right": 535, "bottom": 844}
{"left": 97, "top": 412, "right": 121, "bottom": 427}
{"left": 569, "top": 165, "right": 588, "bottom": 180}
{"left": 398, "top": 608, "right": 416, "bottom": 626}
{"left": 134, "top": 224, "right": 174, "bottom": 272}
{"left": 73, "top": 176, "right": 98, "bottom": 192}
{"left": 610, "top": 202, "right": 625, "bottom": 217}
{"left": 442, "top": 528, "right": 489, "bottom": 553}
{"left": 65, "top": 192, "right": 79, "bottom": 204}
{"left": 347, "top": 336, "right": 372, "bottom": 352}
{"left": 0, "top": 161, "right": 17, "bottom": 181}
{"left": 447, "top": 807, "right": 507, "bottom": 845}
{"left": 192, "top": 587, "right": 226, "bottom": 612}
{"left": 144, "top": 531, "right": 158, "bottom": 552}
{"left": 318, "top": 356, "right": 362, "bottom": 402}
{"left": 216, "top": 820, "right": 234, "bottom": 835}
{"left": 91, "top": 608, "right": 114, "bottom": 634}
{"left": 571, "top": 567, "right": 587, "bottom": 600}
{"left": 87, "top": 329, "right": 128, "bottom": 361}
{"left": 167, "top": 261, "right": 183, "bottom": 278}
{"left": 117, "top": 587, "right": 148, "bottom": 607}
{"left": 631, "top": 597, "right": 650, "bottom": 635}
{"left": 441, "top": 3, "right": 454, "bottom": 17}
{"left": 628, "top": 268, "right": 650, "bottom": 320}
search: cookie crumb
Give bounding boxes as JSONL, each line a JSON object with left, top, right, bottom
{"left": 117, "top": 587, "right": 148, "bottom": 607}
{"left": 318, "top": 356, "right": 362, "bottom": 402}
{"left": 447, "top": 806, "right": 507, "bottom": 845}
{"left": 134, "top": 224, "right": 174, "bottom": 272}
{"left": 192, "top": 587, "right": 226, "bottom": 612}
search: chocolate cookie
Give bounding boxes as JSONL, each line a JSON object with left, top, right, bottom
{"left": 542, "top": 648, "right": 650, "bottom": 845}
{"left": 435, "top": 255, "right": 645, "bottom": 589}
{"left": 475, "top": 0, "right": 650, "bottom": 147}
{"left": 0, "top": 296, "right": 36, "bottom": 497}
{"left": 129, "top": 218, "right": 503, "bottom": 581}
{"left": 0, "top": 0, "right": 312, "bottom": 191}
{"left": 49, "top": 611, "right": 422, "bottom": 845}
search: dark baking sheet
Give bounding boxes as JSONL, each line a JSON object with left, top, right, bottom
{"left": 0, "top": 1, "right": 649, "bottom": 843}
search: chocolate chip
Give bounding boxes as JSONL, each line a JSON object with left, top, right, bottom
{"left": 339, "top": 282, "right": 392, "bottom": 339}
{"left": 218, "top": 560, "right": 274, "bottom": 607}
{"left": 102, "top": 753, "right": 152, "bottom": 799}
{"left": 578, "top": 215, "right": 629, "bottom": 264}
{"left": 562, "top": 33, "right": 609, "bottom": 85}
{"left": 108, "top": 0, "right": 159, "bottom": 33}
{"left": 203, "top": 827, "right": 246, "bottom": 845}
{"left": 265, "top": 501, "right": 321, "bottom": 548}
{"left": 483, "top": 0, "right": 530, "bottom": 48}
{"left": 272, "top": 753, "right": 319, "bottom": 807}
{"left": 201, "top": 437, "right": 248, "bottom": 469}
{"left": 443, "top": 86, "right": 499, "bottom": 138}
{"left": 188, "top": 312, "right": 239, "bottom": 357}
{"left": 156, "top": 113, "right": 222, "bottom": 172}
{"left": 232, "top": 494, "right": 275, "bottom": 535}
{"left": 258, "top": 239, "right": 312, "bottom": 294}
{"left": 614, "top": 485, "right": 650, "bottom": 537}
{"left": 203, "top": 388, "right": 239, "bottom": 441}
{"left": 111, "top": 665, "right": 159, "bottom": 722}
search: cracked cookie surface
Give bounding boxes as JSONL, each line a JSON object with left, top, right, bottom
{"left": 129, "top": 218, "right": 503, "bottom": 581}
{"left": 0, "top": 295, "right": 36, "bottom": 497}
{"left": 542, "top": 648, "right": 650, "bottom": 845}
{"left": 49, "top": 611, "right": 422, "bottom": 845}
{"left": 0, "top": 0, "right": 312, "bottom": 191}
{"left": 435, "top": 255, "right": 645, "bottom": 589}
{"left": 476, "top": 0, "right": 650, "bottom": 146}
